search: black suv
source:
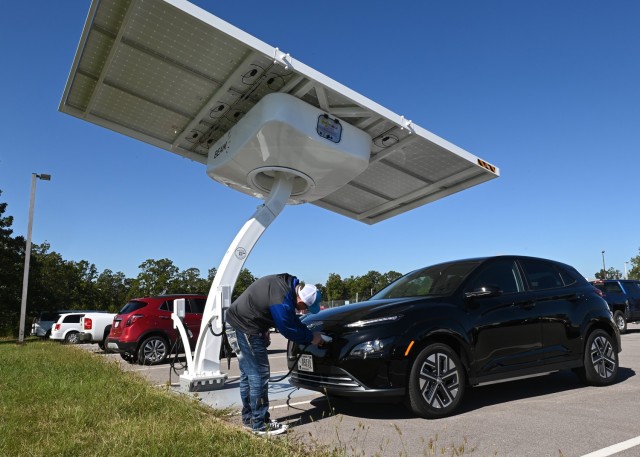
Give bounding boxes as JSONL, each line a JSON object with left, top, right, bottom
{"left": 289, "top": 255, "right": 620, "bottom": 418}
{"left": 590, "top": 279, "right": 640, "bottom": 333}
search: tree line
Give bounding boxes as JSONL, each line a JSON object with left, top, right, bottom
{"left": 0, "top": 191, "right": 401, "bottom": 337}
{"left": 2, "top": 190, "right": 640, "bottom": 337}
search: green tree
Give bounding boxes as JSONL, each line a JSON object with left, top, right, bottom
{"left": 595, "top": 267, "right": 623, "bottom": 280}
{"left": 132, "top": 258, "right": 179, "bottom": 296}
{"left": 233, "top": 268, "right": 256, "bottom": 300}
{"left": 628, "top": 248, "right": 640, "bottom": 280}
{"left": 325, "top": 272, "right": 345, "bottom": 301}
{"left": 0, "top": 192, "right": 25, "bottom": 336}
{"left": 96, "top": 269, "right": 131, "bottom": 312}
{"left": 173, "top": 267, "right": 208, "bottom": 294}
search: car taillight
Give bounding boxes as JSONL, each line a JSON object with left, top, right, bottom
{"left": 54, "top": 324, "right": 61, "bottom": 331}
{"left": 126, "top": 314, "right": 144, "bottom": 326}
{"left": 593, "top": 287, "right": 605, "bottom": 298}
{"left": 83, "top": 318, "right": 93, "bottom": 330}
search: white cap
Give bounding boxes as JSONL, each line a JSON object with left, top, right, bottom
{"left": 298, "top": 284, "right": 321, "bottom": 313}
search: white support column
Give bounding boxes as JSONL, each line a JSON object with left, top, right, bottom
{"left": 179, "top": 172, "right": 294, "bottom": 392}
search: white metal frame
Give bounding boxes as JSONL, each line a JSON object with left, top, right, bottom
{"left": 176, "top": 171, "right": 294, "bottom": 390}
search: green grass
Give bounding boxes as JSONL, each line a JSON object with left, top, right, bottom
{"left": 0, "top": 338, "right": 329, "bottom": 457}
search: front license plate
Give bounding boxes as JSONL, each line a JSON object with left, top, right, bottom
{"left": 298, "top": 354, "right": 313, "bottom": 372}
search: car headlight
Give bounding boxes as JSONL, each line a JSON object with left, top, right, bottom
{"left": 345, "top": 315, "right": 402, "bottom": 328}
{"left": 348, "top": 337, "right": 394, "bottom": 359}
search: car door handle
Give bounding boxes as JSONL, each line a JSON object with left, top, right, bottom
{"left": 159, "top": 316, "right": 170, "bottom": 320}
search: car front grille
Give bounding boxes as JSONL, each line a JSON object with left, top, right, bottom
{"left": 290, "top": 368, "right": 362, "bottom": 389}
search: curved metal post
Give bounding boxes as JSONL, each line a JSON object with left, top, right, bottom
{"left": 179, "top": 172, "right": 294, "bottom": 391}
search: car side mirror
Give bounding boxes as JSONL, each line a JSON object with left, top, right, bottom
{"left": 464, "top": 285, "right": 502, "bottom": 300}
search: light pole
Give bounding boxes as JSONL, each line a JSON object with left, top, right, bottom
{"left": 601, "top": 250, "right": 606, "bottom": 280}
{"left": 18, "top": 173, "right": 51, "bottom": 343}
{"left": 624, "top": 262, "right": 629, "bottom": 279}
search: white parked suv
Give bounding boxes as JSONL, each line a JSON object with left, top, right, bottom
{"left": 78, "top": 312, "right": 116, "bottom": 350}
{"left": 50, "top": 313, "right": 85, "bottom": 344}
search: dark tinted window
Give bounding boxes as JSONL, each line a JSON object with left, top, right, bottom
{"left": 119, "top": 300, "right": 147, "bottom": 314}
{"left": 556, "top": 264, "right": 580, "bottom": 286}
{"left": 40, "top": 312, "right": 60, "bottom": 322}
{"left": 373, "top": 261, "right": 480, "bottom": 299}
{"left": 621, "top": 281, "right": 640, "bottom": 298}
{"left": 520, "top": 259, "right": 563, "bottom": 290}
{"left": 603, "top": 282, "right": 624, "bottom": 294}
{"left": 159, "top": 300, "right": 174, "bottom": 312}
{"left": 62, "top": 314, "right": 83, "bottom": 323}
{"left": 467, "top": 260, "right": 523, "bottom": 294}
{"left": 189, "top": 298, "right": 206, "bottom": 314}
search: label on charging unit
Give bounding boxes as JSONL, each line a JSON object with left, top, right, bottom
{"left": 316, "top": 114, "right": 342, "bottom": 143}
{"left": 298, "top": 354, "right": 314, "bottom": 372}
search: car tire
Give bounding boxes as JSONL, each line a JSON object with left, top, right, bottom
{"left": 613, "top": 311, "right": 627, "bottom": 334}
{"left": 137, "top": 335, "right": 169, "bottom": 365}
{"left": 120, "top": 352, "right": 136, "bottom": 364}
{"left": 583, "top": 329, "right": 618, "bottom": 386}
{"left": 406, "top": 343, "right": 465, "bottom": 418}
{"left": 64, "top": 331, "right": 79, "bottom": 344}
{"left": 101, "top": 327, "right": 112, "bottom": 353}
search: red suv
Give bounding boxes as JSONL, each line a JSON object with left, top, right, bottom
{"left": 106, "top": 294, "right": 206, "bottom": 365}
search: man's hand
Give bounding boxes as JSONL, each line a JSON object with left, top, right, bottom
{"left": 311, "top": 331, "right": 324, "bottom": 346}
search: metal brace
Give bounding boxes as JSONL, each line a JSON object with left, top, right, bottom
{"left": 400, "top": 115, "right": 414, "bottom": 133}
{"left": 273, "top": 47, "right": 291, "bottom": 70}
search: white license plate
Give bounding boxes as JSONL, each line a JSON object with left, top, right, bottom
{"left": 298, "top": 354, "right": 313, "bottom": 372}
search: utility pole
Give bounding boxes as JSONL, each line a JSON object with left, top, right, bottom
{"left": 18, "top": 173, "right": 51, "bottom": 343}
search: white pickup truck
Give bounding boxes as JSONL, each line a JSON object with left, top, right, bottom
{"left": 78, "top": 312, "right": 116, "bottom": 350}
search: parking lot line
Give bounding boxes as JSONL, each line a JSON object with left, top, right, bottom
{"left": 581, "top": 436, "right": 640, "bottom": 457}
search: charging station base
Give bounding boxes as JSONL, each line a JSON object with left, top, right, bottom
{"left": 180, "top": 372, "right": 228, "bottom": 392}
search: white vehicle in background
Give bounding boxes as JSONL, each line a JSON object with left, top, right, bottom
{"left": 78, "top": 312, "right": 116, "bottom": 350}
{"left": 50, "top": 313, "right": 85, "bottom": 344}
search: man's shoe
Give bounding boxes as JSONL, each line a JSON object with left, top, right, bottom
{"left": 253, "top": 420, "right": 289, "bottom": 436}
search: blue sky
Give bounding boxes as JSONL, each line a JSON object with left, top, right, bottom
{"left": 1, "top": 1, "right": 639, "bottom": 286}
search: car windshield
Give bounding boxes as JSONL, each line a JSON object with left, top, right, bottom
{"left": 372, "top": 261, "right": 480, "bottom": 299}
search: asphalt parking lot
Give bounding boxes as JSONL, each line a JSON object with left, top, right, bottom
{"left": 79, "top": 324, "right": 640, "bottom": 457}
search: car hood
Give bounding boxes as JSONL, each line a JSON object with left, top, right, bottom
{"left": 304, "top": 296, "right": 440, "bottom": 327}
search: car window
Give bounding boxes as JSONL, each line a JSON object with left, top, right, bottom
{"left": 603, "top": 282, "right": 623, "bottom": 294}
{"left": 189, "top": 298, "right": 206, "bottom": 314}
{"left": 118, "top": 300, "right": 147, "bottom": 314}
{"left": 62, "top": 314, "right": 83, "bottom": 323}
{"left": 40, "top": 312, "right": 59, "bottom": 321}
{"left": 467, "top": 259, "right": 523, "bottom": 294}
{"left": 621, "top": 281, "right": 640, "bottom": 298}
{"left": 556, "top": 265, "right": 580, "bottom": 286}
{"left": 373, "top": 261, "right": 480, "bottom": 299}
{"left": 520, "top": 259, "right": 563, "bottom": 290}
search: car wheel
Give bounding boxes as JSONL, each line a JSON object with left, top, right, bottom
{"left": 138, "top": 336, "right": 169, "bottom": 365}
{"left": 406, "top": 343, "right": 465, "bottom": 418}
{"left": 583, "top": 329, "right": 618, "bottom": 386}
{"left": 613, "top": 311, "right": 627, "bottom": 334}
{"left": 64, "top": 332, "right": 79, "bottom": 344}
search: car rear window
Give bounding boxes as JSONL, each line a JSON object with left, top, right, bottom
{"left": 603, "top": 282, "right": 624, "bottom": 294}
{"left": 118, "top": 300, "right": 147, "bottom": 314}
{"left": 62, "top": 314, "right": 83, "bottom": 323}
{"left": 39, "top": 312, "right": 60, "bottom": 321}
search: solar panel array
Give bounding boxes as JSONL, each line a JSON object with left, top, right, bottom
{"left": 60, "top": 0, "right": 499, "bottom": 224}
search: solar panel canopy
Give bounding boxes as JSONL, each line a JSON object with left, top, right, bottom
{"left": 60, "top": 0, "right": 499, "bottom": 224}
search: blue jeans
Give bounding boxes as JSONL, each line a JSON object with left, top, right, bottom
{"left": 234, "top": 327, "right": 271, "bottom": 431}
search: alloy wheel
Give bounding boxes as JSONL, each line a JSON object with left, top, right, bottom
{"left": 418, "top": 352, "right": 460, "bottom": 409}
{"left": 589, "top": 334, "right": 616, "bottom": 380}
{"left": 140, "top": 337, "right": 168, "bottom": 364}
